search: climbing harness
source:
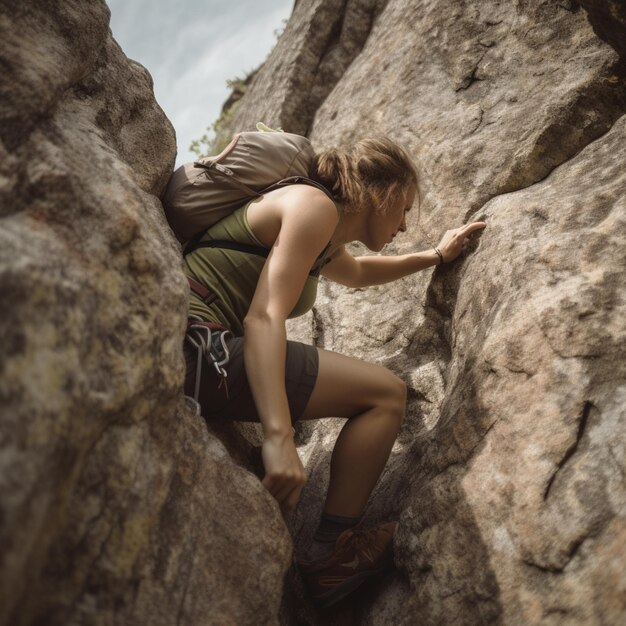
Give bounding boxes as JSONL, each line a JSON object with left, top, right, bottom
{"left": 185, "top": 314, "right": 232, "bottom": 407}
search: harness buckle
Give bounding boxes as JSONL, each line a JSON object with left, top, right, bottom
{"left": 185, "top": 316, "right": 232, "bottom": 404}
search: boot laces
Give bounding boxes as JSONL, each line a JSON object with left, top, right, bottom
{"left": 349, "top": 527, "right": 383, "bottom": 562}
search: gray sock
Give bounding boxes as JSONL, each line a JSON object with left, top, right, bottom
{"left": 306, "top": 512, "right": 361, "bottom": 561}
{"left": 314, "top": 512, "right": 361, "bottom": 543}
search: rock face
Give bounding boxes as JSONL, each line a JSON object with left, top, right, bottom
{"left": 2, "top": 0, "right": 625, "bottom": 624}
{"left": 218, "top": 0, "right": 626, "bottom": 623}
{"left": 0, "top": 2, "right": 290, "bottom": 625}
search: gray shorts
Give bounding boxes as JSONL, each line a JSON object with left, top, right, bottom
{"left": 183, "top": 336, "right": 319, "bottom": 423}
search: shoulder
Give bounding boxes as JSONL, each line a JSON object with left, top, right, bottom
{"left": 247, "top": 184, "right": 337, "bottom": 249}
{"left": 277, "top": 184, "right": 339, "bottom": 224}
{"left": 269, "top": 185, "right": 338, "bottom": 252}
{"left": 278, "top": 183, "right": 336, "bottom": 205}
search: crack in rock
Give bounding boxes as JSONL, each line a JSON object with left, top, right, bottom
{"left": 544, "top": 400, "right": 593, "bottom": 500}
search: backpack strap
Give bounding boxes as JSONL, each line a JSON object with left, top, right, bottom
{"left": 181, "top": 175, "right": 336, "bottom": 256}
{"left": 192, "top": 167, "right": 335, "bottom": 204}
{"left": 260, "top": 176, "right": 336, "bottom": 203}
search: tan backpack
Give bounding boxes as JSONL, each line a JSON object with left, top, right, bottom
{"left": 162, "top": 123, "right": 335, "bottom": 244}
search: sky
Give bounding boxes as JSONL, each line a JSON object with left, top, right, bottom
{"left": 106, "top": 0, "right": 294, "bottom": 167}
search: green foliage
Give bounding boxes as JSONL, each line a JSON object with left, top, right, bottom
{"left": 273, "top": 18, "right": 288, "bottom": 41}
{"left": 225, "top": 76, "right": 247, "bottom": 92}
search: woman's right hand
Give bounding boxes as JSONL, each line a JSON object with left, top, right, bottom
{"left": 261, "top": 431, "right": 307, "bottom": 510}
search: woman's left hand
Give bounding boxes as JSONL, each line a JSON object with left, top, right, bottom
{"left": 436, "top": 221, "right": 486, "bottom": 263}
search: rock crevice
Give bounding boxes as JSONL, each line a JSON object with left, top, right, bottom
{"left": 544, "top": 400, "right": 593, "bottom": 501}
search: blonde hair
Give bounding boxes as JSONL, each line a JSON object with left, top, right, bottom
{"left": 310, "top": 136, "right": 419, "bottom": 215}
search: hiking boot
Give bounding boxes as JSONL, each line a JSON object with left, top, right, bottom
{"left": 298, "top": 521, "right": 398, "bottom": 608}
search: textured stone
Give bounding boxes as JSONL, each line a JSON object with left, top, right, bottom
{"left": 578, "top": 0, "right": 626, "bottom": 61}
{"left": 0, "top": 1, "right": 290, "bottom": 625}
{"left": 216, "top": 0, "right": 626, "bottom": 623}
{"left": 390, "top": 114, "right": 626, "bottom": 626}
{"left": 4, "top": 0, "right": 625, "bottom": 623}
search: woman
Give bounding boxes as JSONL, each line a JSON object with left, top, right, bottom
{"left": 183, "top": 135, "right": 486, "bottom": 607}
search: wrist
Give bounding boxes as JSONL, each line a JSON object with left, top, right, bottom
{"left": 433, "top": 247, "right": 444, "bottom": 265}
{"left": 263, "top": 423, "right": 295, "bottom": 442}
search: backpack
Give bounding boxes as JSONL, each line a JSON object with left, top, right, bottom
{"left": 162, "top": 122, "right": 335, "bottom": 246}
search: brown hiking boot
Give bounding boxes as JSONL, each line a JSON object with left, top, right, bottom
{"left": 298, "top": 521, "right": 398, "bottom": 608}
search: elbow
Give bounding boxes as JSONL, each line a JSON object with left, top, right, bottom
{"left": 243, "top": 310, "right": 286, "bottom": 334}
{"left": 346, "top": 274, "right": 366, "bottom": 289}
{"left": 332, "top": 269, "right": 365, "bottom": 289}
{"left": 243, "top": 312, "right": 267, "bottom": 334}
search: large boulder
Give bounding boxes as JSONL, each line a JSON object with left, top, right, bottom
{"left": 0, "top": 1, "right": 290, "bottom": 625}
{"left": 217, "top": 0, "right": 626, "bottom": 623}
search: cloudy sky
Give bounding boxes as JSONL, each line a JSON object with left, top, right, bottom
{"left": 106, "top": 0, "right": 294, "bottom": 167}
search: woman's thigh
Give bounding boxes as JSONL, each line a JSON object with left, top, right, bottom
{"left": 299, "top": 347, "right": 407, "bottom": 421}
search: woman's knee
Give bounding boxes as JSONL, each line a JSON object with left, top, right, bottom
{"left": 376, "top": 368, "right": 407, "bottom": 426}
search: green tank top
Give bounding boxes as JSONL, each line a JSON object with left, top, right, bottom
{"left": 184, "top": 199, "right": 331, "bottom": 335}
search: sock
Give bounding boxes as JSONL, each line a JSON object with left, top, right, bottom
{"left": 314, "top": 512, "right": 361, "bottom": 543}
{"left": 306, "top": 512, "right": 361, "bottom": 561}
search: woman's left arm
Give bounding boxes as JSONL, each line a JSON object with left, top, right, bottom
{"left": 321, "top": 247, "right": 439, "bottom": 287}
{"left": 322, "top": 222, "right": 486, "bottom": 288}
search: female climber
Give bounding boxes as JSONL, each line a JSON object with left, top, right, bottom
{"left": 181, "top": 135, "right": 486, "bottom": 608}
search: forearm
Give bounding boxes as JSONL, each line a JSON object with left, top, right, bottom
{"left": 357, "top": 249, "right": 440, "bottom": 286}
{"left": 243, "top": 315, "right": 293, "bottom": 439}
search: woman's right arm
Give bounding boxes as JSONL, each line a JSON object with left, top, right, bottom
{"left": 243, "top": 188, "right": 339, "bottom": 510}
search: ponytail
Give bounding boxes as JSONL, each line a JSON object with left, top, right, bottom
{"left": 309, "top": 148, "right": 366, "bottom": 211}
{"left": 310, "top": 136, "right": 419, "bottom": 214}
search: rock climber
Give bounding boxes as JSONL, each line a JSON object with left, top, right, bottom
{"left": 181, "top": 135, "right": 486, "bottom": 608}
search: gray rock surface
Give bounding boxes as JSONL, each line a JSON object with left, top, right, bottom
{"left": 578, "top": 0, "right": 626, "bottom": 61}
{"left": 2, "top": 0, "right": 625, "bottom": 624}
{"left": 218, "top": 0, "right": 626, "bottom": 623}
{"left": 0, "top": 1, "right": 290, "bottom": 625}
{"left": 389, "top": 113, "right": 626, "bottom": 626}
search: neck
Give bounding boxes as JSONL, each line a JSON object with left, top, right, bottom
{"left": 332, "top": 202, "right": 368, "bottom": 246}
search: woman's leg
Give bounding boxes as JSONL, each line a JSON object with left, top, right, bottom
{"left": 184, "top": 336, "right": 405, "bottom": 517}
{"left": 300, "top": 348, "right": 407, "bottom": 518}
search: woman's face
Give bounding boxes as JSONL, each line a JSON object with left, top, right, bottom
{"left": 365, "top": 186, "right": 417, "bottom": 251}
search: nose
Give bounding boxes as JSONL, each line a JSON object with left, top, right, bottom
{"left": 399, "top": 214, "right": 407, "bottom": 232}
